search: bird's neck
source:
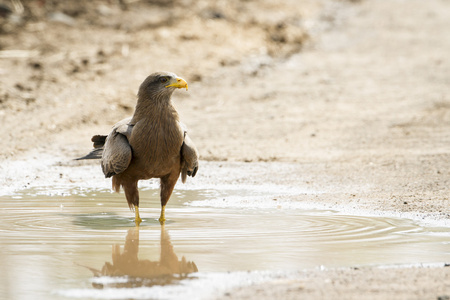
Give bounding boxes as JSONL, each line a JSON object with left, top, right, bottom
{"left": 131, "top": 96, "right": 179, "bottom": 123}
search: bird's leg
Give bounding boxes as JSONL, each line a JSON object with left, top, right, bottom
{"left": 159, "top": 171, "right": 179, "bottom": 225}
{"left": 135, "top": 205, "right": 142, "bottom": 226}
{"left": 159, "top": 205, "right": 166, "bottom": 225}
{"left": 123, "top": 181, "right": 141, "bottom": 225}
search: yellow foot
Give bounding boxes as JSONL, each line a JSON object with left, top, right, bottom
{"left": 134, "top": 205, "right": 142, "bottom": 226}
{"left": 158, "top": 205, "right": 166, "bottom": 225}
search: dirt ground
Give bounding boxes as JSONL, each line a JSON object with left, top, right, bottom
{"left": 1, "top": 0, "right": 449, "bottom": 299}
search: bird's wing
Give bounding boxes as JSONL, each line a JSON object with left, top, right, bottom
{"left": 114, "top": 117, "right": 133, "bottom": 139}
{"left": 101, "top": 118, "right": 133, "bottom": 178}
{"left": 180, "top": 130, "right": 199, "bottom": 183}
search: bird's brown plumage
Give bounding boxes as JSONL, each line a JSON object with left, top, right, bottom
{"left": 78, "top": 72, "right": 199, "bottom": 224}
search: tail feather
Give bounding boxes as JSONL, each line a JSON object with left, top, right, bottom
{"left": 92, "top": 135, "right": 107, "bottom": 148}
{"left": 75, "top": 148, "right": 103, "bottom": 160}
{"left": 75, "top": 135, "right": 107, "bottom": 160}
{"left": 112, "top": 175, "right": 121, "bottom": 193}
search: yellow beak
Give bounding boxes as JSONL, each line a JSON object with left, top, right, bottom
{"left": 165, "top": 77, "right": 188, "bottom": 91}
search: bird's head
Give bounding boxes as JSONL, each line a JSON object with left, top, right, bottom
{"left": 138, "top": 72, "right": 188, "bottom": 101}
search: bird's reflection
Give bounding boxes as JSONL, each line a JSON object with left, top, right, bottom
{"left": 89, "top": 226, "right": 198, "bottom": 288}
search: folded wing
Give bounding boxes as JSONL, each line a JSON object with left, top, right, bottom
{"left": 180, "top": 132, "right": 199, "bottom": 183}
{"left": 101, "top": 118, "right": 133, "bottom": 178}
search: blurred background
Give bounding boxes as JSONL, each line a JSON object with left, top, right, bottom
{"left": 0, "top": 0, "right": 319, "bottom": 160}
{"left": 0, "top": 0, "right": 448, "bottom": 170}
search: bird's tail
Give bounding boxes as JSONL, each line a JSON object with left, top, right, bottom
{"left": 75, "top": 135, "right": 107, "bottom": 160}
{"left": 75, "top": 148, "right": 103, "bottom": 160}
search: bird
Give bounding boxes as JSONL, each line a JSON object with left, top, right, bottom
{"left": 77, "top": 72, "right": 199, "bottom": 225}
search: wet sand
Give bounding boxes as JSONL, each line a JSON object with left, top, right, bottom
{"left": 1, "top": 0, "right": 450, "bottom": 298}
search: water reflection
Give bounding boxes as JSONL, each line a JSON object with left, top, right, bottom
{"left": 88, "top": 226, "right": 198, "bottom": 288}
{"left": 1, "top": 187, "right": 450, "bottom": 299}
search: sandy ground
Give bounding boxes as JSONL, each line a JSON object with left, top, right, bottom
{"left": 219, "top": 265, "right": 450, "bottom": 300}
{"left": 1, "top": 0, "right": 449, "bottom": 299}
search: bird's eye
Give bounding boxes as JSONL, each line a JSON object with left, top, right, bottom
{"left": 160, "top": 77, "right": 169, "bottom": 83}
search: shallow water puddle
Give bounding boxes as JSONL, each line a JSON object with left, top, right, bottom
{"left": 0, "top": 186, "right": 449, "bottom": 299}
